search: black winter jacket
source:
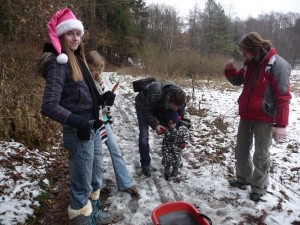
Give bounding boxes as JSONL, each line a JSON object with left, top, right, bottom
{"left": 135, "top": 82, "right": 185, "bottom": 129}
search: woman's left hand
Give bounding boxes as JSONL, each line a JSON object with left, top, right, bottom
{"left": 272, "top": 127, "right": 287, "bottom": 143}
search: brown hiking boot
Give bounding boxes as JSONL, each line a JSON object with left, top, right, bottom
{"left": 229, "top": 179, "right": 250, "bottom": 190}
{"left": 122, "top": 185, "right": 140, "bottom": 197}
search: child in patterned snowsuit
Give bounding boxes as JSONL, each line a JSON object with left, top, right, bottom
{"left": 162, "top": 110, "right": 189, "bottom": 180}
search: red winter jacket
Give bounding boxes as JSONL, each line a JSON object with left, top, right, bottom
{"left": 224, "top": 48, "right": 292, "bottom": 127}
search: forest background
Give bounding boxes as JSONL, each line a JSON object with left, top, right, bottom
{"left": 0, "top": 0, "right": 299, "bottom": 151}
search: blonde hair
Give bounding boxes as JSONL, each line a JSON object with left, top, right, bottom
{"left": 60, "top": 36, "right": 87, "bottom": 81}
{"left": 85, "top": 50, "right": 105, "bottom": 81}
{"left": 238, "top": 32, "right": 273, "bottom": 61}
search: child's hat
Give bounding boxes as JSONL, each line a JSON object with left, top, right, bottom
{"left": 165, "top": 110, "right": 179, "bottom": 124}
{"left": 47, "top": 8, "right": 84, "bottom": 64}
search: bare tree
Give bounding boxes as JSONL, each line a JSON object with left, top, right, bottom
{"left": 242, "top": 12, "right": 300, "bottom": 65}
{"left": 146, "top": 3, "right": 183, "bottom": 52}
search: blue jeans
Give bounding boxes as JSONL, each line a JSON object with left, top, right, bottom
{"left": 136, "top": 108, "right": 151, "bottom": 168}
{"left": 63, "top": 122, "right": 103, "bottom": 210}
{"left": 103, "top": 123, "right": 132, "bottom": 190}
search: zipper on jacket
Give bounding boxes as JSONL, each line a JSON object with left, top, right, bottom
{"left": 251, "top": 66, "right": 262, "bottom": 89}
{"left": 245, "top": 65, "right": 260, "bottom": 120}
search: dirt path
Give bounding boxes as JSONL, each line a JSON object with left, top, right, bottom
{"left": 31, "top": 73, "right": 196, "bottom": 224}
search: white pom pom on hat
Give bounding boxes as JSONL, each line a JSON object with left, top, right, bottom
{"left": 56, "top": 53, "right": 68, "bottom": 64}
{"left": 47, "top": 8, "right": 84, "bottom": 64}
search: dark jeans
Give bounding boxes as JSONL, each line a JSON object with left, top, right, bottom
{"left": 136, "top": 108, "right": 151, "bottom": 168}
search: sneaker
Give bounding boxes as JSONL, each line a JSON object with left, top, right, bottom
{"left": 91, "top": 199, "right": 113, "bottom": 225}
{"left": 250, "top": 192, "right": 263, "bottom": 202}
{"left": 122, "top": 185, "right": 140, "bottom": 196}
{"left": 142, "top": 167, "right": 151, "bottom": 176}
{"left": 71, "top": 214, "right": 94, "bottom": 225}
{"left": 92, "top": 208, "right": 113, "bottom": 225}
{"left": 229, "top": 179, "right": 250, "bottom": 190}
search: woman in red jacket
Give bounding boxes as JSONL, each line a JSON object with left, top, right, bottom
{"left": 224, "top": 32, "right": 291, "bottom": 201}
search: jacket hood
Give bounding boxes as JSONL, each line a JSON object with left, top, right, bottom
{"left": 43, "top": 43, "right": 59, "bottom": 55}
{"left": 36, "top": 43, "right": 60, "bottom": 77}
{"left": 259, "top": 48, "right": 276, "bottom": 66}
{"left": 244, "top": 48, "right": 277, "bottom": 66}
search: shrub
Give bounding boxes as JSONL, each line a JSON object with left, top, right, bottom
{"left": 0, "top": 43, "right": 61, "bottom": 150}
{"left": 137, "top": 44, "right": 230, "bottom": 80}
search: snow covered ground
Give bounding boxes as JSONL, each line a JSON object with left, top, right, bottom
{"left": 1, "top": 70, "right": 300, "bottom": 224}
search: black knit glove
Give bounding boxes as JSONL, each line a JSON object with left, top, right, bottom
{"left": 93, "top": 119, "right": 103, "bottom": 129}
{"left": 77, "top": 119, "right": 91, "bottom": 140}
{"left": 103, "top": 91, "right": 116, "bottom": 106}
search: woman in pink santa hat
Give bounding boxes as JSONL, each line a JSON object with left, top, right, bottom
{"left": 37, "top": 8, "right": 115, "bottom": 225}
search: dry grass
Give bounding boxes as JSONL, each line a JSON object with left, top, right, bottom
{"left": 0, "top": 43, "right": 61, "bottom": 150}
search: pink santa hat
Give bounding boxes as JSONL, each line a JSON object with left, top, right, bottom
{"left": 47, "top": 8, "right": 84, "bottom": 64}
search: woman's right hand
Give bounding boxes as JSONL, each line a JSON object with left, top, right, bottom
{"left": 224, "top": 60, "right": 235, "bottom": 70}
